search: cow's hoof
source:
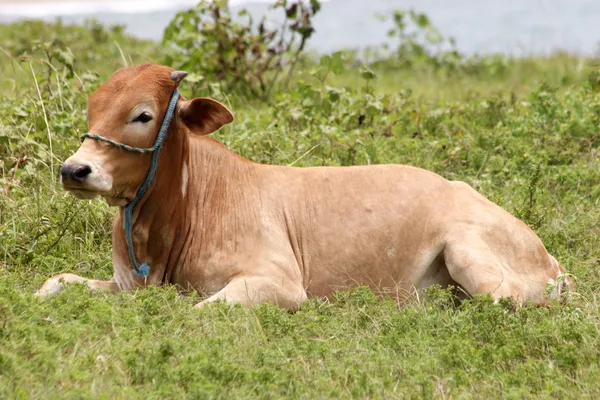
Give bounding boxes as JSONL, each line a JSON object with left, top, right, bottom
{"left": 35, "top": 278, "right": 65, "bottom": 297}
{"left": 193, "top": 301, "right": 207, "bottom": 310}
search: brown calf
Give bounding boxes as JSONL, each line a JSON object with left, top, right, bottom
{"left": 36, "top": 64, "right": 572, "bottom": 308}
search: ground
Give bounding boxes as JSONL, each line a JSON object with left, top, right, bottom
{"left": 1, "top": 17, "right": 600, "bottom": 399}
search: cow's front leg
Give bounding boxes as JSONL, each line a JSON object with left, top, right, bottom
{"left": 35, "top": 273, "right": 120, "bottom": 297}
{"left": 194, "top": 276, "right": 307, "bottom": 310}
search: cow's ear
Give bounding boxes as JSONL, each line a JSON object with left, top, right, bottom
{"left": 178, "top": 97, "right": 234, "bottom": 135}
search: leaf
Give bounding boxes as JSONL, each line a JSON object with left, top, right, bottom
{"left": 12, "top": 107, "right": 29, "bottom": 118}
{"left": 286, "top": 4, "right": 298, "bottom": 19}
{"left": 392, "top": 10, "right": 406, "bottom": 29}
{"left": 414, "top": 13, "right": 431, "bottom": 28}
{"left": 185, "top": 73, "right": 204, "bottom": 84}
{"left": 425, "top": 28, "right": 443, "bottom": 45}
{"left": 366, "top": 100, "right": 384, "bottom": 116}
{"left": 310, "top": 0, "right": 321, "bottom": 14}
{"left": 80, "top": 72, "right": 99, "bottom": 83}
{"left": 326, "top": 87, "right": 342, "bottom": 103}
{"left": 360, "top": 67, "right": 376, "bottom": 81}
{"left": 329, "top": 51, "right": 344, "bottom": 75}
{"left": 54, "top": 48, "right": 74, "bottom": 68}
{"left": 54, "top": 47, "right": 75, "bottom": 77}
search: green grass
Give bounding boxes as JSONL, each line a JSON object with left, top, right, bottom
{"left": 1, "top": 20, "right": 600, "bottom": 399}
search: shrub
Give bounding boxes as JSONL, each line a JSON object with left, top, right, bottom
{"left": 162, "top": 0, "right": 321, "bottom": 100}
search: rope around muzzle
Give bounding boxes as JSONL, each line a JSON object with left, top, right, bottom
{"left": 80, "top": 89, "right": 180, "bottom": 278}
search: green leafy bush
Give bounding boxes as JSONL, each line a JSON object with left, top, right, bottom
{"left": 162, "top": 0, "right": 321, "bottom": 99}
{"left": 379, "top": 9, "right": 462, "bottom": 71}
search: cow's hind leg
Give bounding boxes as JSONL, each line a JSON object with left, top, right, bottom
{"left": 442, "top": 239, "right": 538, "bottom": 303}
{"left": 35, "top": 273, "right": 120, "bottom": 297}
{"left": 194, "top": 276, "right": 308, "bottom": 310}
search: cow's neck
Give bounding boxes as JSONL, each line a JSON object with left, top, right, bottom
{"left": 116, "top": 123, "right": 189, "bottom": 284}
{"left": 174, "top": 135, "right": 260, "bottom": 291}
{"left": 116, "top": 127, "right": 258, "bottom": 286}
{"left": 186, "top": 135, "right": 259, "bottom": 245}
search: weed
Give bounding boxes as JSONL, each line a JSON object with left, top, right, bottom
{"left": 163, "top": 0, "right": 321, "bottom": 100}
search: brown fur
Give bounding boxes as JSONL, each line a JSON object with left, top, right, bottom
{"left": 36, "top": 64, "right": 573, "bottom": 309}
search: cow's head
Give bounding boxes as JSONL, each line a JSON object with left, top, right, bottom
{"left": 60, "top": 63, "right": 233, "bottom": 206}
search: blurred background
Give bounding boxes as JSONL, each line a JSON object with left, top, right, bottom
{"left": 1, "top": 0, "right": 599, "bottom": 57}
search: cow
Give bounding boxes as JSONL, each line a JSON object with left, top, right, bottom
{"left": 36, "top": 63, "right": 572, "bottom": 309}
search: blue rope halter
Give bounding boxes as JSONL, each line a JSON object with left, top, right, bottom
{"left": 80, "top": 89, "right": 180, "bottom": 278}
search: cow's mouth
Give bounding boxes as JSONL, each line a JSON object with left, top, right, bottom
{"left": 65, "top": 187, "right": 129, "bottom": 207}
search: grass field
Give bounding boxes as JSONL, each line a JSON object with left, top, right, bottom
{"left": 1, "top": 14, "right": 600, "bottom": 399}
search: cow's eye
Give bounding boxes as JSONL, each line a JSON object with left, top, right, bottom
{"left": 133, "top": 112, "right": 153, "bottom": 123}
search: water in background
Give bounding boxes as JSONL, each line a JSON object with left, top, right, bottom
{"left": 1, "top": 0, "right": 599, "bottom": 56}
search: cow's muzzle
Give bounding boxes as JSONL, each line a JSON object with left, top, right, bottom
{"left": 61, "top": 163, "right": 92, "bottom": 185}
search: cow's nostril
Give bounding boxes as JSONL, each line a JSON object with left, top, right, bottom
{"left": 61, "top": 164, "right": 92, "bottom": 183}
{"left": 74, "top": 165, "right": 92, "bottom": 179}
